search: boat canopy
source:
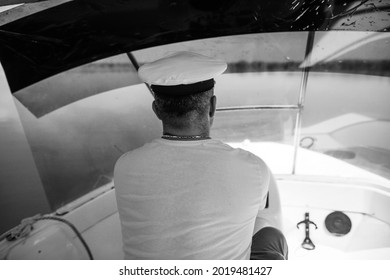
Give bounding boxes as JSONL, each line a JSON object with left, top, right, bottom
{"left": 0, "top": 0, "right": 389, "bottom": 94}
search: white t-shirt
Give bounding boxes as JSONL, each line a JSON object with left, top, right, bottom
{"left": 114, "top": 138, "right": 270, "bottom": 259}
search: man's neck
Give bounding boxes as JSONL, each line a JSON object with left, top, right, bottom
{"left": 162, "top": 125, "right": 210, "bottom": 138}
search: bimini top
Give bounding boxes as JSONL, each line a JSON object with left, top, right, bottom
{"left": 0, "top": 0, "right": 389, "bottom": 94}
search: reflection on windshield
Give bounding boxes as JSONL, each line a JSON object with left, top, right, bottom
{"left": 296, "top": 29, "right": 390, "bottom": 182}
{"left": 300, "top": 73, "right": 390, "bottom": 181}
{"left": 14, "top": 54, "right": 140, "bottom": 117}
{"left": 301, "top": 31, "right": 390, "bottom": 74}
{"left": 12, "top": 84, "right": 161, "bottom": 210}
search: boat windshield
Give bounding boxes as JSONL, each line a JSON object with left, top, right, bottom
{"left": 1, "top": 30, "right": 389, "bottom": 220}
{"left": 133, "top": 31, "right": 390, "bottom": 183}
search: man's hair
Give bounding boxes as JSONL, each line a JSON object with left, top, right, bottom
{"left": 153, "top": 88, "right": 214, "bottom": 129}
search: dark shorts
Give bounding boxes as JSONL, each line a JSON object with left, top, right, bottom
{"left": 250, "top": 227, "right": 288, "bottom": 260}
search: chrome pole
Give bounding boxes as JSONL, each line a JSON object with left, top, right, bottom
{"left": 292, "top": 31, "right": 315, "bottom": 174}
{"left": 127, "top": 52, "right": 154, "bottom": 97}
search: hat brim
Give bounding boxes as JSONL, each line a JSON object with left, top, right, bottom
{"left": 151, "top": 79, "right": 215, "bottom": 96}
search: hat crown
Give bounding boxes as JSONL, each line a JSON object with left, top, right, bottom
{"left": 138, "top": 51, "right": 227, "bottom": 86}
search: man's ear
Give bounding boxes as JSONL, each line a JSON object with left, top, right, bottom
{"left": 209, "top": 95, "right": 217, "bottom": 118}
{"left": 152, "top": 101, "right": 161, "bottom": 120}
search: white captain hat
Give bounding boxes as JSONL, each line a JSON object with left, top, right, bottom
{"left": 138, "top": 51, "right": 227, "bottom": 96}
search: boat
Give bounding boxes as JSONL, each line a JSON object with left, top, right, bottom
{"left": 0, "top": 0, "right": 389, "bottom": 260}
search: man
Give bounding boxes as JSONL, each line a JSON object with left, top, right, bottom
{"left": 114, "top": 52, "right": 288, "bottom": 260}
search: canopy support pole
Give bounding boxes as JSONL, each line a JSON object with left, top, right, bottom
{"left": 292, "top": 31, "right": 315, "bottom": 175}
{"left": 127, "top": 52, "right": 154, "bottom": 97}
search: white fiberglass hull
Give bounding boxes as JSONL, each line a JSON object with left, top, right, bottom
{"left": 1, "top": 173, "right": 389, "bottom": 260}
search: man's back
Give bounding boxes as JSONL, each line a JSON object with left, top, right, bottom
{"left": 114, "top": 138, "right": 270, "bottom": 259}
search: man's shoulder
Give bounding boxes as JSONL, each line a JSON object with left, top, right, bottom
{"left": 115, "top": 140, "right": 159, "bottom": 166}
{"left": 236, "top": 147, "right": 268, "bottom": 170}
{"left": 211, "top": 140, "right": 269, "bottom": 169}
